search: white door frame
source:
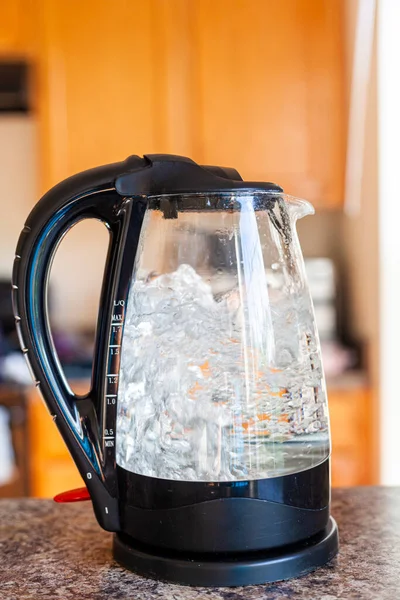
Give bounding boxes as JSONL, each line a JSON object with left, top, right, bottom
{"left": 378, "top": 0, "right": 400, "bottom": 484}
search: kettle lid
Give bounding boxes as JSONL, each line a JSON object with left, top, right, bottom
{"left": 115, "top": 154, "right": 283, "bottom": 197}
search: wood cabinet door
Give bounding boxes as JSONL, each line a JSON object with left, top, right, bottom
{"left": 37, "top": 0, "right": 165, "bottom": 191}
{"left": 0, "top": 0, "right": 38, "bottom": 56}
{"left": 329, "top": 387, "right": 373, "bottom": 486}
{"left": 0, "top": 1, "right": 21, "bottom": 53}
{"left": 34, "top": 0, "right": 344, "bottom": 208}
{"left": 189, "top": 0, "right": 345, "bottom": 208}
{"left": 28, "top": 384, "right": 87, "bottom": 497}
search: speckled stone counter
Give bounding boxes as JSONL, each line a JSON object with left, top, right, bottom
{"left": 1, "top": 487, "right": 399, "bottom": 599}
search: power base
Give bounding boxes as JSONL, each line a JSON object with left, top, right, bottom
{"left": 113, "top": 516, "right": 339, "bottom": 587}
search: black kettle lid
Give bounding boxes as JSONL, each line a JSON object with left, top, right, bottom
{"left": 115, "top": 154, "right": 283, "bottom": 197}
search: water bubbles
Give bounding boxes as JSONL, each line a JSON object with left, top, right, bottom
{"left": 276, "top": 348, "right": 294, "bottom": 367}
{"left": 116, "top": 264, "right": 329, "bottom": 481}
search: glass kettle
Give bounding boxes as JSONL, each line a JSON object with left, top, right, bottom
{"left": 13, "top": 155, "right": 338, "bottom": 586}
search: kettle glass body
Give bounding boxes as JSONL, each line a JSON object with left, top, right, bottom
{"left": 116, "top": 191, "right": 330, "bottom": 481}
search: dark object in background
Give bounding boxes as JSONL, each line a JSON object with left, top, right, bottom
{"left": 0, "top": 280, "right": 20, "bottom": 355}
{"left": 305, "top": 258, "right": 337, "bottom": 341}
{"left": 52, "top": 329, "right": 94, "bottom": 380}
{"left": 304, "top": 259, "right": 357, "bottom": 377}
{"left": 0, "top": 278, "right": 91, "bottom": 381}
{"left": 0, "top": 280, "right": 19, "bottom": 340}
{"left": 0, "top": 62, "right": 29, "bottom": 112}
{"left": 0, "top": 279, "right": 44, "bottom": 355}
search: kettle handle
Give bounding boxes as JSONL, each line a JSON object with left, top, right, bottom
{"left": 12, "top": 159, "right": 145, "bottom": 531}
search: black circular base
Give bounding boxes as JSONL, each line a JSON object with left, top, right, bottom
{"left": 113, "top": 517, "right": 339, "bottom": 587}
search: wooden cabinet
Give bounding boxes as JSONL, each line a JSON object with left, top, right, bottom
{"left": 0, "top": 0, "right": 38, "bottom": 57}
{"left": 28, "top": 381, "right": 373, "bottom": 497}
{"left": 27, "top": 385, "right": 83, "bottom": 497}
{"left": 0, "top": 1, "right": 21, "bottom": 53}
{"left": 35, "top": 0, "right": 161, "bottom": 192}
{"left": 329, "top": 387, "right": 373, "bottom": 487}
{"left": 17, "top": 0, "right": 345, "bottom": 207}
{"left": 189, "top": 0, "right": 345, "bottom": 207}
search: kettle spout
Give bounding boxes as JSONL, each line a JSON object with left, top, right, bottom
{"left": 285, "top": 195, "right": 315, "bottom": 221}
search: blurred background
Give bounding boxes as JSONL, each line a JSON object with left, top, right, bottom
{"left": 0, "top": 0, "right": 388, "bottom": 497}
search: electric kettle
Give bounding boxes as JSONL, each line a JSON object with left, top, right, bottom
{"left": 12, "top": 154, "right": 338, "bottom": 586}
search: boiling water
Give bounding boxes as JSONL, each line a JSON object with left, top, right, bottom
{"left": 116, "top": 264, "right": 330, "bottom": 481}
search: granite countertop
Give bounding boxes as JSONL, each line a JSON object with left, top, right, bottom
{"left": 1, "top": 487, "right": 400, "bottom": 600}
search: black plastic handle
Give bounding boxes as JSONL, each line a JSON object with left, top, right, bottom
{"left": 11, "top": 159, "right": 142, "bottom": 531}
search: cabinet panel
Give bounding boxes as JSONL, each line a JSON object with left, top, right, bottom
{"left": 3, "top": 1, "right": 345, "bottom": 209}
{"left": 190, "top": 0, "right": 345, "bottom": 207}
{"left": 331, "top": 449, "right": 360, "bottom": 487}
{"left": 329, "top": 388, "right": 363, "bottom": 448}
{"left": 0, "top": 1, "right": 20, "bottom": 51}
{"left": 329, "top": 387, "right": 372, "bottom": 486}
{"left": 0, "top": 0, "right": 38, "bottom": 56}
{"left": 30, "top": 459, "right": 83, "bottom": 499}
{"left": 38, "top": 0, "right": 163, "bottom": 190}
{"left": 28, "top": 385, "right": 85, "bottom": 497}
{"left": 31, "top": 0, "right": 345, "bottom": 207}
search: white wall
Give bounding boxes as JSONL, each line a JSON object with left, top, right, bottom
{"left": 343, "top": 2, "right": 379, "bottom": 360}
{"left": 0, "top": 116, "right": 37, "bottom": 277}
{"left": 378, "top": 0, "right": 400, "bottom": 484}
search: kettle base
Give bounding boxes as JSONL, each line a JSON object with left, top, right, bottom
{"left": 113, "top": 516, "right": 338, "bottom": 587}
